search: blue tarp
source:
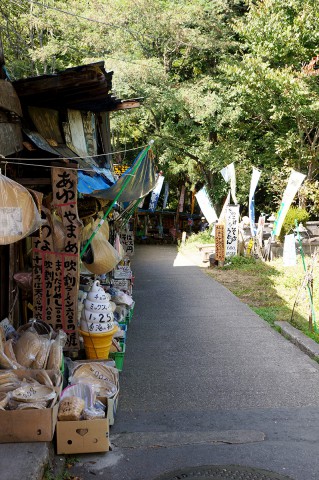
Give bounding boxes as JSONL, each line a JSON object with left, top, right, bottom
{"left": 77, "top": 171, "right": 113, "bottom": 194}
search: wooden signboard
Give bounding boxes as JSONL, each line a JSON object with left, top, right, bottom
{"left": 33, "top": 167, "right": 82, "bottom": 351}
{"left": 215, "top": 224, "right": 225, "bottom": 262}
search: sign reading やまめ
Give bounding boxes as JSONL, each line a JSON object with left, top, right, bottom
{"left": 32, "top": 168, "right": 82, "bottom": 351}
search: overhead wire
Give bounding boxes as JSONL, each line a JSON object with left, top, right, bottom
{"left": 0, "top": 144, "right": 149, "bottom": 171}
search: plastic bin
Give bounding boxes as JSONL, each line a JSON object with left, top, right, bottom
{"left": 109, "top": 343, "right": 126, "bottom": 372}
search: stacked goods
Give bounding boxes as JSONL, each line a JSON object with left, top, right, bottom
{"left": 0, "top": 369, "right": 61, "bottom": 411}
{"left": 56, "top": 369, "right": 111, "bottom": 454}
{"left": 0, "top": 318, "right": 64, "bottom": 443}
{"left": 58, "top": 383, "right": 105, "bottom": 421}
{"left": 0, "top": 320, "right": 65, "bottom": 371}
{"left": 105, "top": 280, "right": 135, "bottom": 371}
{"left": 69, "top": 360, "right": 119, "bottom": 399}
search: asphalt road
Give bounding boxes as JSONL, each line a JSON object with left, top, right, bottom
{"left": 70, "top": 245, "right": 319, "bottom": 480}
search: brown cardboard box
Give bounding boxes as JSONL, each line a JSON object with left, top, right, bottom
{"left": 0, "top": 403, "right": 59, "bottom": 442}
{"left": 56, "top": 418, "right": 110, "bottom": 454}
{"left": 97, "top": 389, "right": 119, "bottom": 426}
{"left": 0, "top": 369, "right": 62, "bottom": 443}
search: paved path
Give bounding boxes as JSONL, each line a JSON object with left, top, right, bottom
{"left": 70, "top": 245, "right": 319, "bottom": 480}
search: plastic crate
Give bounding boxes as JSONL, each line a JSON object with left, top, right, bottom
{"left": 116, "top": 325, "right": 127, "bottom": 342}
{"left": 109, "top": 343, "right": 126, "bottom": 372}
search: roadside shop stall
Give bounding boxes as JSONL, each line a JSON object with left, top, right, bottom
{"left": 0, "top": 144, "right": 154, "bottom": 451}
{"left": 0, "top": 63, "right": 155, "bottom": 454}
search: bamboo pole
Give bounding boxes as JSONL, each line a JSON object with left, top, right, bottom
{"left": 295, "top": 220, "right": 317, "bottom": 331}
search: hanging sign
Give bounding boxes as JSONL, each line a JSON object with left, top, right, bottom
{"left": 149, "top": 174, "right": 164, "bottom": 212}
{"left": 225, "top": 205, "right": 240, "bottom": 257}
{"left": 220, "top": 163, "right": 238, "bottom": 205}
{"left": 195, "top": 187, "right": 218, "bottom": 225}
{"left": 273, "top": 169, "right": 306, "bottom": 237}
{"left": 283, "top": 234, "right": 297, "bottom": 266}
{"left": 249, "top": 167, "right": 261, "bottom": 237}
{"left": 119, "top": 230, "right": 134, "bottom": 256}
{"left": 215, "top": 224, "right": 225, "bottom": 262}
{"left": 32, "top": 168, "right": 82, "bottom": 351}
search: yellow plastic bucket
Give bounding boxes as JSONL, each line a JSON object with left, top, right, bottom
{"left": 79, "top": 326, "right": 118, "bottom": 359}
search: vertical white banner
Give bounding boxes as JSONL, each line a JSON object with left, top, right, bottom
{"left": 283, "top": 234, "right": 296, "bottom": 266}
{"left": 149, "top": 174, "right": 164, "bottom": 212}
{"left": 273, "top": 170, "right": 306, "bottom": 237}
{"left": 225, "top": 205, "right": 240, "bottom": 257}
{"left": 195, "top": 187, "right": 218, "bottom": 225}
{"left": 220, "top": 163, "right": 237, "bottom": 205}
{"left": 249, "top": 167, "right": 261, "bottom": 237}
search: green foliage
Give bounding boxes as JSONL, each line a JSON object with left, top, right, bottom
{"left": 223, "top": 255, "right": 258, "bottom": 269}
{"left": 278, "top": 207, "right": 309, "bottom": 242}
{"left": 1, "top": 0, "right": 319, "bottom": 215}
{"left": 186, "top": 230, "right": 214, "bottom": 245}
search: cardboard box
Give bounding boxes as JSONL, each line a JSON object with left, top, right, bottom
{"left": 107, "top": 390, "right": 119, "bottom": 426}
{"left": 56, "top": 418, "right": 110, "bottom": 454}
{"left": 0, "top": 369, "right": 61, "bottom": 443}
{"left": 97, "top": 390, "right": 119, "bottom": 427}
{"left": 0, "top": 401, "right": 58, "bottom": 443}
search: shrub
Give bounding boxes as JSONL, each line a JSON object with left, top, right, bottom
{"left": 223, "top": 255, "right": 257, "bottom": 269}
{"left": 278, "top": 207, "right": 309, "bottom": 242}
{"left": 186, "top": 230, "right": 214, "bottom": 245}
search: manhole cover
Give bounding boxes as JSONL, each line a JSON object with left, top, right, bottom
{"left": 153, "top": 465, "right": 293, "bottom": 480}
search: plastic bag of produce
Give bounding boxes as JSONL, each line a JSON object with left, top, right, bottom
{"left": 0, "top": 173, "right": 42, "bottom": 245}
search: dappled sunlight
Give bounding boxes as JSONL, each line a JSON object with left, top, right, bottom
{"left": 173, "top": 248, "right": 210, "bottom": 268}
{"left": 173, "top": 251, "right": 197, "bottom": 267}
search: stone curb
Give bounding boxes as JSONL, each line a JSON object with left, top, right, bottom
{"left": 0, "top": 442, "right": 51, "bottom": 480}
{"left": 275, "top": 321, "right": 319, "bottom": 360}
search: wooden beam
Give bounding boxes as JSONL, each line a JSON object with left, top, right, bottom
{"left": 18, "top": 178, "right": 51, "bottom": 185}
